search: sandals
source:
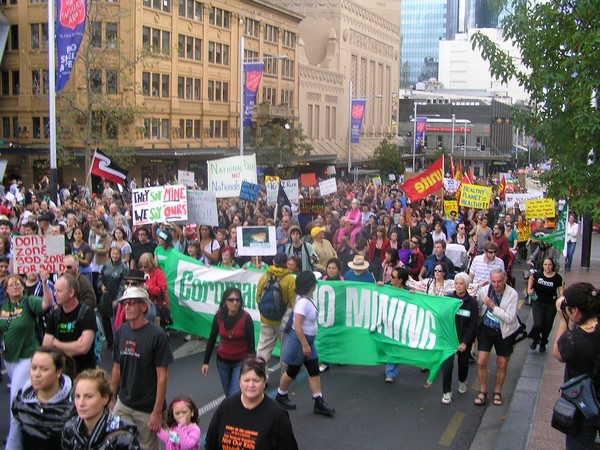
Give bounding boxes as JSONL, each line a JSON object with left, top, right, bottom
{"left": 493, "top": 392, "right": 503, "bottom": 406}
{"left": 474, "top": 392, "right": 488, "bottom": 406}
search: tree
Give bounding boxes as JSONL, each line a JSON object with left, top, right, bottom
{"left": 471, "top": 0, "right": 600, "bottom": 219}
{"left": 248, "top": 124, "right": 312, "bottom": 171}
{"left": 370, "top": 138, "right": 405, "bottom": 177}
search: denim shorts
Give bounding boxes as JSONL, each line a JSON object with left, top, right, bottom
{"left": 282, "top": 331, "right": 317, "bottom": 366}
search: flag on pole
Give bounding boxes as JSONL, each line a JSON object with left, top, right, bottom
{"left": 498, "top": 175, "right": 506, "bottom": 200}
{"left": 400, "top": 156, "right": 443, "bottom": 202}
{"left": 56, "top": 0, "right": 87, "bottom": 92}
{"left": 91, "top": 150, "right": 128, "bottom": 185}
{"left": 243, "top": 62, "right": 264, "bottom": 127}
{"left": 455, "top": 161, "right": 463, "bottom": 181}
{"left": 449, "top": 156, "right": 456, "bottom": 180}
{"left": 276, "top": 182, "right": 291, "bottom": 220}
{"left": 466, "top": 167, "right": 474, "bottom": 184}
{"left": 351, "top": 100, "right": 367, "bottom": 143}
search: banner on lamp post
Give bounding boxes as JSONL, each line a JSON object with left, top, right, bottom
{"left": 243, "top": 62, "right": 264, "bottom": 127}
{"left": 415, "top": 117, "right": 427, "bottom": 151}
{"left": 56, "top": 0, "right": 87, "bottom": 92}
{"left": 351, "top": 99, "right": 366, "bottom": 143}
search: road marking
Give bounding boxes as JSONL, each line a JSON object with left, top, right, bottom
{"left": 438, "top": 411, "right": 465, "bottom": 446}
{"left": 172, "top": 340, "right": 207, "bottom": 359}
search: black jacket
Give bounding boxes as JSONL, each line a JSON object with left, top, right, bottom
{"left": 62, "top": 410, "right": 140, "bottom": 450}
{"left": 449, "top": 291, "right": 479, "bottom": 348}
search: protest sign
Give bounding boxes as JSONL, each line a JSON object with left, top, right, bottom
{"left": 264, "top": 175, "right": 279, "bottom": 183}
{"left": 177, "top": 170, "right": 195, "bottom": 187}
{"left": 516, "top": 222, "right": 531, "bottom": 242}
{"left": 525, "top": 198, "right": 555, "bottom": 220}
{"left": 372, "top": 176, "right": 382, "bottom": 186}
{"left": 389, "top": 174, "right": 396, "bottom": 181}
{"left": 443, "top": 178, "right": 461, "bottom": 192}
{"left": 266, "top": 180, "right": 279, "bottom": 204}
{"left": 13, "top": 235, "right": 65, "bottom": 274}
{"left": 132, "top": 185, "right": 188, "bottom": 225}
{"left": 299, "top": 198, "right": 325, "bottom": 216}
{"left": 319, "top": 178, "right": 337, "bottom": 196}
{"left": 505, "top": 192, "right": 544, "bottom": 210}
{"left": 281, "top": 179, "right": 299, "bottom": 203}
{"left": 327, "top": 166, "right": 337, "bottom": 175}
{"left": 458, "top": 184, "right": 491, "bottom": 210}
{"left": 186, "top": 190, "right": 218, "bottom": 226}
{"left": 300, "top": 173, "right": 317, "bottom": 187}
{"left": 236, "top": 226, "right": 276, "bottom": 256}
{"left": 443, "top": 200, "right": 458, "bottom": 217}
{"left": 239, "top": 180, "right": 260, "bottom": 203}
{"left": 165, "top": 254, "right": 461, "bottom": 382}
{"left": 207, "top": 154, "right": 257, "bottom": 198}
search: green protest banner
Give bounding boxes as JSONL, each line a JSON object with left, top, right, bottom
{"left": 538, "top": 203, "right": 568, "bottom": 254}
{"left": 163, "top": 253, "right": 461, "bottom": 382}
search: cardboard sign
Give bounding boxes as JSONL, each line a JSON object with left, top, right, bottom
{"left": 525, "top": 198, "right": 555, "bottom": 220}
{"left": 239, "top": 180, "right": 260, "bottom": 203}
{"left": 458, "top": 184, "right": 491, "bottom": 210}
{"left": 300, "top": 173, "right": 317, "bottom": 187}
{"left": 186, "top": 190, "right": 218, "bottom": 226}
{"left": 236, "top": 226, "right": 277, "bottom": 256}
{"left": 281, "top": 179, "right": 299, "bottom": 203}
{"left": 444, "top": 200, "right": 458, "bottom": 218}
{"left": 177, "top": 170, "right": 195, "bottom": 188}
{"left": 13, "top": 235, "right": 65, "bottom": 274}
{"left": 300, "top": 198, "right": 325, "bottom": 216}
{"left": 516, "top": 222, "right": 531, "bottom": 242}
{"left": 388, "top": 174, "right": 396, "bottom": 181}
{"left": 207, "top": 154, "right": 258, "bottom": 198}
{"left": 372, "top": 176, "right": 382, "bottom": 186}
{"left": 443, "top": 178, "right": 461, "bottom": 192}
{"left": 319, "top": 178, "right": 337, "bottom": 196}
{"left": 505, "top": 192, "right": 544, "bottom": 210}
{"left": 132, "top": 185, "right": 188, "bottom": 225}
{"left": 266, "top": 180, "right": 279, "bottom": 205}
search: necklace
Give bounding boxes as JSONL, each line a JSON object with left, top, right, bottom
{"left": 580, "top": 320, "right": 598, "bottom": 331}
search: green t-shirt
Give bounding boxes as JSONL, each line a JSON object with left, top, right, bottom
{"left": 0, "top": 295, "right": 44, "bottom": 362}
{"left": 216, "top": 262, "right": 240, "bottom": 271}
{"left": 154, "top": 246, "right": 177, "bottom": 271}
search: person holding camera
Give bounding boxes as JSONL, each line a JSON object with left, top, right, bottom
{"left": 553, "top": 283, "right": 600, "bottom": 450}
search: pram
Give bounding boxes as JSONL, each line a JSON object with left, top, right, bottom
{"left": 445, "top": 243, "right": 469, "bottom": 272}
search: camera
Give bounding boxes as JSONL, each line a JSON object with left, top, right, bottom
{"left": 560, "top": 299, "right": 568, "bottom": 312}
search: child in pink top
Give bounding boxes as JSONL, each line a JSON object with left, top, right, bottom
{"left": 157, "top": 396, "right": 201, "bottom": 450}
{"left": 346, "top": 199, "right": 363, "bottom": 242}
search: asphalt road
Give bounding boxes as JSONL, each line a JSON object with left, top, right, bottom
{"left": 0, "top": 258, "right": 535, "bottom": 449}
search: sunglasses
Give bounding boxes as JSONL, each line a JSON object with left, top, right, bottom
{"left": 486, "top": 250, "right": 496, "bottom": 254}
{"left": 226, "top": 297, "right": 241, "bottom": 303}
{"left": 122, "top": 299, "right": 143, "bottom": 306}
{"left": 411, "top": 240, "right": 419, "bottom": 244}
{"left": 433, "top": 268, "right": 445, "bottom": 273}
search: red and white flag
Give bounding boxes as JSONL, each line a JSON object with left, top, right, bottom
{"left": 91, "top": 149, "right": 128, "bottom": 185}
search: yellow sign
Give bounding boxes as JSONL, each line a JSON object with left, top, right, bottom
{"left": 458, "top": 184, "right": 491, "bottom": 210}
{"left": 444, "top": 200, "right": 458, "bottom": 218}
{"left": 525, "top": 198, "right": 555, "bottom": 220}
{"left": 264, "top": 175, "right": 280, "bottom": 183}
{"left": 516, "top": 223, "right": 531, "bottom": 242}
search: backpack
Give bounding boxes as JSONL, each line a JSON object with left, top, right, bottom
{"left": 53, "top": 303, "right": 104, "bottom": 365}
{"left": 259, "top": 273, "right": 289, "bottom": 321}
{"left": 23, "top": 296, "right": 50, "bottom": 345}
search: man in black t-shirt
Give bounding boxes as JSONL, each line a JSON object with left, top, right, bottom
{"left": 43, "top": 273, "right": 97, "bottom": 374}
{"left": 130, "top": 227, "right": 157, "bottom": 269}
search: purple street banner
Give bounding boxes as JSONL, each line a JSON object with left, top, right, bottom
{"left": 351, "top": 99, "right": 366, "bottom": 143}
{"left": 243, "top": 62, "right": 264, "bottom": 127}
{"left": 56, "top": 0, "right": 87, "bottom": 92}
{"left": 415, "top": 117, "right": 427, "bottom": 151}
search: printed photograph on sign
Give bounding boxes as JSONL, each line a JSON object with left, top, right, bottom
{"left": 237, "top": 226, "right": 277, "bottom": 256}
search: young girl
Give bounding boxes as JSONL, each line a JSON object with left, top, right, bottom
{"left": 157, "top": 396, "right": 201, "bottom": 450}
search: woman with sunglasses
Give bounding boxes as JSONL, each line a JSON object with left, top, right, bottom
{"left": 407, "top": 262, "right": 483, "bottom": 297}
{"left": 450, "top": 223, "right": 471, "bottom": 253}
{"left": 201, "top": 287, "right": 255, "bottom": 397}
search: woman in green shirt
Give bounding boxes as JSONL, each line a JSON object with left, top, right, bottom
{"left": 216, "top": 246, "right": 239, "bottom": 270}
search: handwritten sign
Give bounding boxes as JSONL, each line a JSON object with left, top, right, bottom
{"left": 239, "top": 180, "right": 260, "bottom": 203}
{"left": 186, "top": 190, "right": 218, "bottom": 226}
{"left": 207, "top": 154, "right": 257, "bottom": 198}
{"left": 299, "top": 198, "right": 325, "bottom": 216}
{"left": 458, "top": 184, "right": 491, "bottom": 210}
{"left": 388, "top": 174, "right": 396, "bottom": 181}
{"left": 178, "top": 170, "right": 195, "bottom": 188}
{"left": 132, "top": 185, "right": 188, "bottom": 225}
{"left": 516, "top": 222, "right": 531, "bottom": 242}
{"left": 525, "top": 198, "right": 555, "bottom": 220}
{"left": 300, "top": 173, "right": 317, "bottom": 187}
{"left": 13, "top": 235, "right": 65, "bottom": 274}
{"left": 372, "top": 176, "right": 382, "bottom": 186}
{"left": 444, "top": 200, "right": 458, "bottom": 217}
{"left": 443, "top": 178, "right": 461, "bottom": 192}
{"left": 505, "top": 192, "right": 544, "bottom": 210}
{"left": 319, "top": 178, "right": 337, "bottom": 196}
{"left": 281, "top": 179, "right": 299, "bottom": 203}
{"left": 266, "top": 180, "right": 279, "bottom": 205}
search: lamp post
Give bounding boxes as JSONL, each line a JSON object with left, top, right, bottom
{"left": 463, "top": 120, "right": 467, "bottom": 159}
{"left": 239, "top": 36, "right": 287, "bottom": 156}
{"left": 412, "top": 102, "right": 417, "bottom": 171}
{"left": 451, "top": 113, "right": 455, "bottom": 154}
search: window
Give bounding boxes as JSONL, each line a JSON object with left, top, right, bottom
{"left": 162, "top": 74, "right": 169, "bottom": 97}
{"left": 2, "top": 118, "right": 10, "bottom": 138}
{"left": 263, "top": 55, "right": 277, "bottom": 76}
{"left": 12, "top": 71, "right": 19, "bottom": 95}
{"left": 179, "top": 0, "right": 201, "bottom": 20}
{"left": 90, "top": 69, "right": 102, "bottom": 93}
{"left": 31, "top": 23, "right": 48, "bottom": 49}
{"left": 209, "top": 6, "right": 230, "bottom": 28}
{"left": 281, "top": 89, "right": 293, "bottom": 108}
{"left": 282, "top": 30, "right": 296, "bottom": 48}
{"left": 9, "top": 25, "right": 18, "bottom": 50}
{"left": 194, "top": 119, "right": 201, "bottom": 138}
{"left": 106, "top": 116, "right": 118, "bottom": 139}
{"left": 152, "top": 73, "right": 160, "bottom": 97}
{"left": 207, "top": 80, "right": 228, "bottom": 102}
{"left": 282, "top": 59, "right": 294, "bottom": 79}
{"left": 325, "top": 106, "right": 330, "bottom": 139}
{"left": 12, "top": 117, "right": 18, "bottom": 138}
{"left": 31, "top": 69, "right": 49, "bottom": 95}
{"left": 194, "top": 78, "right": 201, "bottom": 100}
{"left": 106, "top": 23, "right": 118, "bottom": 48}
{"left": 245, "top": 18, "right": 259, "bottom": 38}
{"left": 1, "top": 72, "right": 8, "bottom": 96}
{"left": 143, "top": 27, "right": 170, "bottom": 55}
{"left": 161, "top": 119, "right": 170, "bottom": 139}
{"left": 178, "top": 34, "right": 201, "bottom": 60}
{"left": 32, "top": 117, "right": 41, "bottom": 138}
{"left": 142, "top": 118, "right": 169, "bottom": 139}
{"left": 43, "top": 117, "right": 49, "bottom": 138}
{"left": 244, "top": 49, "right": 259, "bottom": 61}
{"left": 177, "top": 77, "right": 201, "bottom": 100}
{"left": 209, "top": 120, "right": 228, "bottom": 138}
{"left": 30, "top": 116, "right": 49, "bottom": 139}
{"left": 106, "top": 70, "right": 117, "bottom": 94}
{"left": 146, "top": 0, "right": 169, "bottom": 12}
{"left": 90, "top": 22, "right": 102, "bottom": 48}
{"left": 262, "top": 86, "right": 276, "bottom": 105}
{"left": 208, "top": 42, "right": 229, "bottom": 65}
{"left": 142, "top": 72, "right": 169, "bottom": 98}
{"left": 265, "top": 25, "right": 279, "bottom": 44}
{"left": 185, "top": 119, "right": 192, "bottom": 138}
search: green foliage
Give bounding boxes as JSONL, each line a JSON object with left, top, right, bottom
{"left": 249, "top": 124, "right": 312, "bottom": 170}
{"left": 471, "top": 0, "right": 600, "bottom": 219}
{"left": 370, "top": 138, "right": 405, "bottom": 176}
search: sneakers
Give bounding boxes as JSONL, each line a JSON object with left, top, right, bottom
{"left": 385, "top": 377, "right": 394, "bottom": 383}
{"left": 275, "top": 393, "right": 296, "bottom": 410}
{"left": 313, "top": 396, "right": 336, "bottom": 417}
{"left": 539, "top": 344, "right": 547, "bottom": 353}
{"left": 458, "top": 382, "right": 468, "bottom": 394}
{"left": 442, "top": 392, "right": 452, "bottom": 404}
{"left": 319, "top": 364, "right": 330, "bottom": 373}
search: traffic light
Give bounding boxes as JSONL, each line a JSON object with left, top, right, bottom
{"left": 341, "top": 169, "right": 346, "bottom": 177}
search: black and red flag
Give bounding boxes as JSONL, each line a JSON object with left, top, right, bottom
{"left": 91, "top": 149, "right": 128, "bottom": 185}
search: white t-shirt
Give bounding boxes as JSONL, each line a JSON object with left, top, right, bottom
{"left": 292, "top": 295, "right": 318, "bottom": 336}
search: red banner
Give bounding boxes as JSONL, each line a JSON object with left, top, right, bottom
{"left": 401, "top": 156, "right": 443, "bottom": 201}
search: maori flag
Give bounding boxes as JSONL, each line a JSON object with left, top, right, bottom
{"left": 243, "top": 62, "right": 264, "bottom": 127}
{"left": 56, "top": 0, "right": 87, "bottom": 92}
{"left": 91, "top": 150, "right": 128, "bottom": 185}
{"left": 401, "top": 156, "right": 443, "bottom": 202}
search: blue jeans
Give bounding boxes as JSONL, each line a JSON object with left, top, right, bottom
{"left": 385, "top": 363, "right": 399, "bottom": 379}
{"left": 216, "top": 358, "right": 241, "bottom": 397}
{"left": 566, "top": 241, "right": 576, "bottom": 270}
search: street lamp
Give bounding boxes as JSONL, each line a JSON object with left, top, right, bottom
{"left": 347, "top": 81, "right": 382, "bottom": 180}
{"left": 239, "top": 36, "right": 287, "bottom": 156}
{"left": 451, "top": 113, "right": 455, "bottom": 153}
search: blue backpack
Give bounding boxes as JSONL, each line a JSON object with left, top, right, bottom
{"left": 258, "top": 273, "right": 289, "bottom": 321}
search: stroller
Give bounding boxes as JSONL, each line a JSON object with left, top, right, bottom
{"left": 445, "top": 243, "right": 469, "bottom": 273}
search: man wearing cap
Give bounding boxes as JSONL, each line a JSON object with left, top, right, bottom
{"left": 343, "top": 255, "right": 376, "bottom": 283}
{"left": 256, "top": 253, "right": 296, "bottom": 369}
{"left": 111, "top": 287, "right": 174, "bottom": 450}
{"left": 43, "top": 274, "right": 98, "bottom": 375}
{"left": 311, "top": 227, "right": 336, "bottom": 276}
{"left": 63, "top": 255, "right": 97, "bottom": 309}
{"left": 37, "top": 212, "right": 53, "bottom": 236}
{"left": 285, "top": 226, "right": 317, "bottom": 272}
